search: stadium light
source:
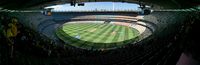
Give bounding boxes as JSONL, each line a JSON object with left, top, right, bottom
{"left": 78, "top": 3, "right": 84, "bottom": 6}
{"left": 70, "top": 0, "right": 76, "bottom": 7}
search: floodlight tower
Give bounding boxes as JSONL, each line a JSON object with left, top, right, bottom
{"left": 112, "top": 2, "right": 115, "bottom": 11}
{"left": 70, "top": 0, "right": 76, "bottom": 7}
{"left": 70, "top": 0, "right": 85, "bottom": 7}
{"left": 138, "top": 1, "right": 152, "bottom": 15}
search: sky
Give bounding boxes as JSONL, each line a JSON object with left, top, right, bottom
{"left": 45, "top": 2, "right": 140, "bottom": 11}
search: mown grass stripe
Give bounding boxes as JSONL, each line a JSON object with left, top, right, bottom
{"left": 128, "top": 28, "right": 134, "bottom": 39}
{"left": 64, "top": 24, "right": 97, "bottom": 34}
{"left": 75, "top": 24, "right": 105, "bottom": 48}
{"left": 63, "top": 24, "right": 92, "bottom": 32}
{"left": 81, "top": 24, "right": 112, "bottom": 41}
{"left": 119, "top": 26, "right": 126, "bottom": 42}
{"left": 63, "top": 23, "right": 97, "bottom": 33}
{"left": 112, "top": 25, "right": 123, "bottom": 46}
{"left": 65, "top": 23, "right": 95, "bottom": 29}
{"left": 57, "top": 23, "right": 141, "bottom": 50}
{"left": 78, "top": 24, "right": 112, "bottom": 48}
{"left": 63, "top": 23, "right": 99, "bottom": 35}
{"left": 56, "top": 23, "right": 96, "bottom": 43}
{"left": 112, "top": 25, "right": 122, "bottom": 42}
{"left": 100, "top": 24, "right": 118, "bottom": 43}
{"left": 88, "top": 24, "right": 114, "bottom": 43}
{"left": 95, "top": 25, "right": 116, "bottom": 43}
{"left": 116, "top": 26, "right": 126, "bottom": 45}
{"left": 63, "top": 23, "right": 90, "bottom": 29}
{"left": 135, "top": 29, "right": 140, "bottom": 37}
{"left": 78, "top": 24, "right": 102, "bottom": 47}
{"left": 106, "top": 25, "right": 120, "bottom": 43}
{"left": 124, "top": 26, "right": 129, "bottom": 40}
{"left": 104, "top": 25, "right": 121, "bottom": 48}
{"left": 71, "top": 24, "right": 106, "bottom": 47}
{"left": 56, "top": 28, "right": 78, "bottom": 43}
{"left": 75, "top": 24, "right": 107, "bottom": 41}
{"left": 69, "top": 24, "right": 100, "bottom": 41}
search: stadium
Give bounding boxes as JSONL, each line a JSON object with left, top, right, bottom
{"left": 0, "top": 0, "right": 200, "bottom": 65}
{"left": 54, "top": 13, "right": 154, "bottom": 50}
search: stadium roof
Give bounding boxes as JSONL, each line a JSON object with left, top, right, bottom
{"left": 0, "top": 0, "right": 199, "bottom": 9}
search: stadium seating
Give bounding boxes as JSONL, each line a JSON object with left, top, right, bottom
{"left": 0, "top": 11, "right": 196, "bottom": 65}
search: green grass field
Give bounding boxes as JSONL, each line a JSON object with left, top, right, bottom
{"left": 56, "top": 23, "right": 140, "bottom": 50}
